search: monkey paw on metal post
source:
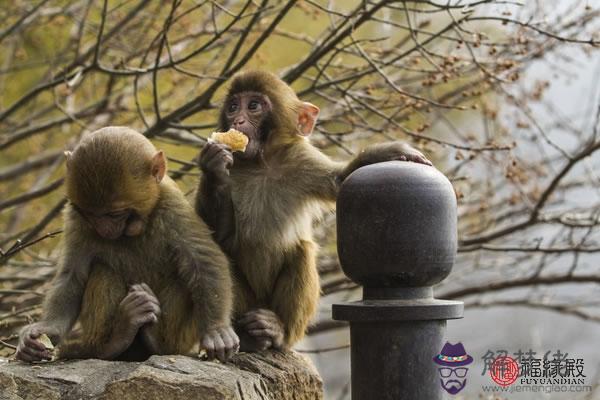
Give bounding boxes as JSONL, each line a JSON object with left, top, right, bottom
{"left": 332, "top": 161, "right": 463, "bottom": 400}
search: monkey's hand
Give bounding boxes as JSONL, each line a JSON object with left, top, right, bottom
{"left": 238, "top": 309, "right": 285, "bottom": 350}
{"left": 112, "top": 285, "right": 160, "bottom": 349}
{"left": 131, "top": 284, "right": 162, "bottom": 354}
{"left": 199, "top": 142, "right": 234, "bottom": 184}
{"left": 15, "top": 323, "right": 60, "bottom": 362}
{"left": 200, "top": 326, "right": 240, "bottom": 362}
{"left": 363, "top": 142, "right": 432, "bottom": 166}
{"left": 340, "top": 142, "right": 431, "bottom": 183}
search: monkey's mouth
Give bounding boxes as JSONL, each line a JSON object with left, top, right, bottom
{"left": 96, "top": 215, "right": 134, "bottom": 240}
{"left": 124, "top": 215, "right": 146, "bottom": 237}
{"left": 95, "top": 225, "right": 124, "bottom": 240}
{"left": 232, "top": 127, "right": 252, "bottom": 140}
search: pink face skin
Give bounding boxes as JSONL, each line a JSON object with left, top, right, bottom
{"left": 224, "top": 91, "right": 272, "bottom": 160}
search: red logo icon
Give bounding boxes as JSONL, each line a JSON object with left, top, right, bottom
{"left": 489, "top": 356, "right": 519, "bottom": 386}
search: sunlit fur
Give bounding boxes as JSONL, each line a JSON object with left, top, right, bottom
{"left": 230, "top": 141, "right": 350, "bottom": 345}
{"left": 45, "top": 127, "right": 233, "bottom": 359}
{"left": 65, "top": 127, "right": 159, "bottom": 216}
{"left": 200, "top": 71, "right": 349, "bottom": 347}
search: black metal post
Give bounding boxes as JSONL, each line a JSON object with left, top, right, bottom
{"left": 332, "top": 161, "right": 463, "bottom": 400}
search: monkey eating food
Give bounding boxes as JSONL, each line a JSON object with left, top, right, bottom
{"left": 16, "top": 127, "right": 238, "bottom": 362}
{"left": 210, "top": 129, "right": 249, "bottom": 152}
{"left": 195, "top": 70, "right": 432, "bottom": 351}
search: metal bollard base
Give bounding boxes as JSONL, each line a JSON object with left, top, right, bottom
{"left": 333, "top": 298, "right": 463, "bottom": 400}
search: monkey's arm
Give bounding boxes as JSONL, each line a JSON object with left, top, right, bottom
{"left": 42, "top": 235, "right": 91, "bottom": 338}
{"left": 167, "top": 189, "right": 238, "bottom": 360}
{"left": 59, "top": 278, "right": 160, "bottom": 361}
{"left": 176, "top": 223, "right": 233, "bottom": 331}
{"left": 297, "top": 141, "right": 431, "bottom": 203}
{"left": 195, "top": 173, "right": 236, "bottom": 253}
{"left": 338, "top": 141, "right": 432, "bottom": 182}
{"left": 290, "top": 144, "right": 343, "bottom": 203}
{"left": 177, "top": 223, "right": 239, "bottom": 360}
{"left": 195, "top": 142, "right": 237, "bottom": 253}
{"left": 16, "top": 224, "right": 92, "bottom": 362}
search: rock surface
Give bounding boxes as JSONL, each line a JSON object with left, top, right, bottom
{"left": 0, "top": 351, "right": 322, "bottom": 400}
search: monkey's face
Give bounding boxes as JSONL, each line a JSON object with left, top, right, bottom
{"left": 65, "top": 131, "right": 167, "bottom": 241}
{"left": 73, "top": 200, "right": 148, "bottom": 240}
{"left": 70, "top": 175, "right": 161, "bottom": 240}
{"left": 224, "top": 91, "right": 272, "bottom": 160}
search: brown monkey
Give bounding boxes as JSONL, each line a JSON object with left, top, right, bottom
{"left": 16, "top": 127, "right": 238, "bottom": 362}
{"left": 196, "top": 70, "right": 431, "bottom": 351}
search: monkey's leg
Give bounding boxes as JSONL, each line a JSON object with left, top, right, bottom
{"left": 58, "top": 264, "right": 127, "bottom": 359}
{"left": 148, "top": 280, "right": 197, "bottom": 355}
{"left": 269, "top": 240, "right": 320, "bottom": 348}
{"left": 232, "top": 272, "right": 270, "bottom": 352}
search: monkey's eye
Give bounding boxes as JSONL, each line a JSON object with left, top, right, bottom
{"left": 248, "top": 100, "right": 260, "bottom": 111}
{"left": 228, "top": 102, "right": 239, "bottom": 113}
{"left": 106, "top": 210, "right": 129, "bottom": 219}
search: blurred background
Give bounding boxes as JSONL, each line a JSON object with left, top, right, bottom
{"left": 0, "top": 1, "right": 599, "bottom": 399}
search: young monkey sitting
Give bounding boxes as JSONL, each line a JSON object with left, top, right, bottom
{"left": 196, "top": 70, "right": 432, "bottom": 352}
{"left": 16, "top": 127, "right": 238, "bottom": 362}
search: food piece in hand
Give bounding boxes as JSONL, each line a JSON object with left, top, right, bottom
{"left": 38, "top": 334, "right": 55, "bottom": 350}
{"left": 34, "top": 333, "right": 56, "bottom": 362}
{"left": 198, "top": 348, "right": 208, "bottom": 360}
{"left": 210, "top": 129, "right": 249, "bottom": 152}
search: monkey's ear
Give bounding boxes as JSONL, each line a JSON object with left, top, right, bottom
{"left": 151, "top": 151, "right": 166, "bottom": 183}
{"left": 297, "top": 102, "right": 320, "bottom": 136}
{"left": 64, "top": 151, "right": 73, "bottom": 168}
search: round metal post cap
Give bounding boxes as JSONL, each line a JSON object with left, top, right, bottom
{"left": 337, "top": 161, "right": 457, "bottom": 288}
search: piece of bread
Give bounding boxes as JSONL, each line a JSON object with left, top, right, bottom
{"left": 38, "top": 334, "right": 54, "bottom": 350}
{"left": 210, "top": 129, "right": 249, "bottom": 152}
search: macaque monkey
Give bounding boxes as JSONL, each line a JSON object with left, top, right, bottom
{"left": 196, "top": 70, "right": 432, "bottom": 351}
{"left": 16, "top": 127, "right": 238, "bottom": 362}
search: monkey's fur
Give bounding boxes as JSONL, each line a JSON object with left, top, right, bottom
{"left": 196, "top": 70, "right": 431, "bottom": 349}
{"left": 19, "top": 127, "right": 234, "bottom": 361}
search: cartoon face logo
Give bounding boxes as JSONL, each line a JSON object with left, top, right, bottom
{"left": 433, "top": 342, "right": 473, "bottom": 395}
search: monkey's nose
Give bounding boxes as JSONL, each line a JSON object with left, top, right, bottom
{"left": 233, "top": 118, "right": 245, "bottom": 128}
